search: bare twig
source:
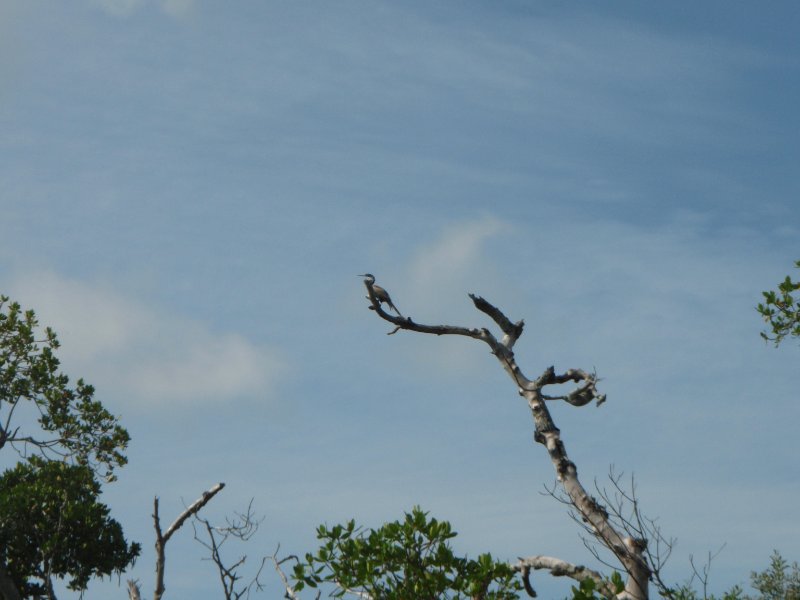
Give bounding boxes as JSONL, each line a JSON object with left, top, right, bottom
{"left": 271, "top": 547, "right": 304, "bottom": 600}
{"left": 191, "top": 500, "right": 267, "bottom": 600}
{"left": 686, "top": 545, "right": 726, "bottom": 600}
{"left": 127, "top": 579, "right": 142, "bottom": 600}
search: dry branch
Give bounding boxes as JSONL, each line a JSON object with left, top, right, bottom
{"left": 127, "top": 579, "right": 142, "bottom": 600}
{"left": 271, "top": 549, "right": 304, "bottom": 600}
{"left": 192, "top": 500, "right": 267, "bottom": 600}
{"left": 515, "top": 555, "right": 613, "bottom": 597}
{"left": 469, "top": 293, "right": 525, "bottom": 348}
{"left": 153, "top": 482, "right": 225, "bottom": 600}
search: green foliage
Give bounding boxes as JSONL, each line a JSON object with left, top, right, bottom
{"left": 570, "top": 576, "right": 599, "bottom": 600}
{"left": 749, "top": 550, "right": 800, "bottom": 600}
{"left": 292, "top": 507, "right": 522, "bottom": 599}
{"left": 0, "top": 295, "right": 129, "bottom": 480}
{"left": 0, "top": 457, "right": 140, "bottom": 597}
{"left": 0, "top": 295, "right": 136, "bottom": 597}
{"left": 757, "top": 261, "right": 800, "bottom": 346}
{"left": 662, "top": 584, "right": 745, "bottom": 600}
{"left": 664, "top": 551, "right": 799, "bottom": 600}
{"left": 566, "top": 571, "right": 624, "bottom": 599}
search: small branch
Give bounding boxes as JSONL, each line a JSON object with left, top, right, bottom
{"left": 164, "top": 482, "right": 226, "bottom": 543}
{"left": 469, "top": 294, "right": 525, "bottom": 348}
{"left": 685, "top": 545, "right": 726, "bottom": 600}
{"left": 334, "top": 581, "right": 373, "bottom": 599}
{"left": 515, "top": 556, "right": 614, "bottom": 597}
{"left": 538, "top": 367, "right": 606, "bottom": 407}
{"left": 518, "top": 563, "right": 537, "bottom": 597}
{"left": 127, "top": 579, "right": 142, "bottom": 600}
{"left": 588, "top": 469, "right": 676, "bottom": 597}
{"left": 364, "top": 283, "right": 535, "bottom": 389}
{"left": 271, "top": 548, "right": 303, "bottom": 600}
{"left": 363, "top": 280, "right": 489, "bottom": 339}
{"left": 154, "top": 497, "right": 165, "bottom": 600}
{"left": 192, "top": 499, "right": 265, "bottom": 600}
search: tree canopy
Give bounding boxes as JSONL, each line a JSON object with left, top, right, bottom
{"left": 0, "top": 295, "right": 130, "bottom": 480}
{"left": 291, "top": 507, "right": 522, "bottom": 600}
{"left": 757, "top": 260, "right": 800, "bottom": 346}
{"left": 0, "top": 294, "right": 135, "bottom": 599}
{"left": 0, "top": 457, "right": 140, "bottom": 597}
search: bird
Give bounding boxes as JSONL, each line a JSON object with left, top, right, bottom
{"left": 358, "top": 273, "right": 403, "bottom": 316}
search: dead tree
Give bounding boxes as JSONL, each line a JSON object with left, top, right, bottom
{"left": 128, "top": 482, "right": 225, "bottom": 600}
{"left": 361, "top": 276, "right": 667, "bottom": 600}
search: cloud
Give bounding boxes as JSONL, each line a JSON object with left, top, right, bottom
{"left": 89, "top": 0, "right": 194, "bottom": 18}
{"left": 89, "top": 0, "right": 142, "bottom": 17}
{"left": 6, "top": 271, "right": 286, "bottom": 408}
{"left": 161, "top": 0, "right": 194, "bottom": 18}
{"left": 406, "top": 216, "right": 507, "bottom": 305}
{"left": 385, "top": 217, "right": 510, "bottom": 377}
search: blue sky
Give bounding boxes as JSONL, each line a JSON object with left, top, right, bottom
{"left": 1, "top": 1, "right": 799, "bottom": 598}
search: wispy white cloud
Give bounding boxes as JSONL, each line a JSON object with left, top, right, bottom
{"left": 385, "top": 217, "right": 510, "bottom": 376}
{"left": 260, "top": 5, "right": 762, "bottom": 153}
{"left": 405, "top": 216, "right": 507, "bottom": 307}
{"left": 89, "top": 0, "right": 142, "bottom": 17}
{"left": 89, "top": 0, "right": 194, "bottom": 18}
{"left": 160, "top": 0, "right": 194, "bottom": 18}
{"left": 7, "top": 271, "right": 286, "bottom": 408}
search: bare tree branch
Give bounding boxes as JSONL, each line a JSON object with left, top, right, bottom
{"left": 152, "top": 482, "right": 225, "bottom": 600}
{"left": 469, "top": 294, "right": 525, "bottom": 349}
{"left": 191, "top": 500, "right": 267, "bottom": 600}
{"left": 571, "top": 469, "right": 676, "bottom": 597}
{"left": 515, "top": 555, "right": 614, "bottom": 597}
{"left": 682, "top": 546, "right": 726, "bottom": 600}
{"left": 127, "top": 579, "right": 142, "bottom": 600}
{"left": 517, "top": 563, "right": 537, "bottom": 598}
{"left": 271, "top": 548, "right": 304, "bottom": 600}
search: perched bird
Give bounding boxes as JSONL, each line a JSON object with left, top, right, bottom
{"left": 359, "top": 273, "right": 403, "bottom": 316}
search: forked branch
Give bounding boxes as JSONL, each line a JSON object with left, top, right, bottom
{"left": 271, "top": 549, "right": 310, "bottom": 600}
{"left": 191, "top": 500, "right": 267, "bottom": 600}
{"left": 153, "top": 482, "right": 225, "bottom": 600}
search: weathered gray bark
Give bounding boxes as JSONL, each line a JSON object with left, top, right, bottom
{"left": 271, "top": 550, "right": 303, "bottom": 600}
{"left": 516, "top": 555, "right": 614, "bottom": 597}
{"left": 152, "top": 482, "right": 225, "bottom": 600}
{"left": 363, "top": 279, "right": 651, "bottom": 600}
{"left": 127, "top": 579, "right": 142, "bottom": 600}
